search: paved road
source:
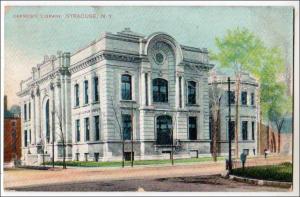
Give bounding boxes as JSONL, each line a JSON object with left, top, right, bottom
{"left": 4, "top": 155, "right": 292, "bottom": 192}
{"left": 7, "top": 175, "right": 289, "bottom": 192}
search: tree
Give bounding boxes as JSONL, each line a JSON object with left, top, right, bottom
{"left": 109, "top": 97, "right": 125, "bottom": 168}
{"left": 268, "top": 92, "right": 292, "bottom": 153}
{"left": 211, "top": 27, "right": 265, "bottom": 158}
{"left": 208, "top": 71, "right": 223, "bottom": 162}
{"left": 55, "top": 109, "right": 67, "bottom": 169}
{"left": 257, "top": 47, "right": 288, "bottom": 153}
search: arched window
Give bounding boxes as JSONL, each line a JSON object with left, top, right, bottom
{"left": 187, "top": 81, "right": 196, "bottom": 105}
{"left": 74, "top": 84, "right": 79, "bottom": 106}
{"left": 45, "top": 99, "right": 50, "bottom": 143}
{"left": 156, "top": 115, "right": 172, "bottom": 145}
{"left": 121, "top": 74, "right": 132, "bottom": 100}
{"left": 153, "top": 78, "right": 168, "bottom": 103}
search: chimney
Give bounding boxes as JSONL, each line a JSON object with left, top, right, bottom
{"left": 4, "top": 95, "right": 7, "bottom": 112}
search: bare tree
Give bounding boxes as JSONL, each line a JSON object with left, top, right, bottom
{"left": 38, "top": 131, "right": 46, "bottom": 167}
{"left": 107, "top": 97, "right": 125, "bottom": 168}
{"left": 208, "top": 74, "right": 223, "bottom": 162}
{"left": 54, "top": 109, "right": 66, "bottom": 169}
{"left": 234, "top": 73, "right": 240, "bottom": 158}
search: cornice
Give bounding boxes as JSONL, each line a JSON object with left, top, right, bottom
{"left": 69, "top": 50, "right": 142, "bottom": 74}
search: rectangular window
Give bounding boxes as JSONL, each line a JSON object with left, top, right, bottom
{"left": 76, "top": 119, "right": 80, "bottom": 142}
{"left": 153, "top": 78, "right": 168, "bottom": 102}
{"left": 76, "top": 153, "right": 80, "bottom": 161}
{"left": 94, "top": 77, "right": 99, "bottom": 102}
{"left": 94, "top": 153, "right": 99, "bottom": 162}
{"left": 122, "top": 114, "right": 132, "bottom": 140}
{"left": 179, "top": 76, "right": 182, "bottom": 108}
{"left": 124, "top": 152, "right": 134, "bottom": 161}
{"left": 29, "top": 102, "right": 31, "bottom": 120}
{"left": 75, "top": 84, "right": 80, "bottom": 106}
{"left": 252, "top": 121, "right": 255, "bottom": 140}
{"left": 242, "top": 121, "right": 248, "bottom": 140}
{"left": 188, "top": 117, "right": 197, "bottom": 140}
{"left": 243, "top": 149, "right": 249, "bottom": 155}
{"left": 121, "top": 75, "right": 132, "bottom": 100}
{"left": 229, "top": 120, "right": 235, "bottom": 140}
{"left": 94, "top": 115, "right": 100, "bottom": 141}
{"left": 228, "top": 91, "right": 235, "bottom": 104}
{"left": 29, "top": 129, "right": 31, "bottom": 144}
{"left": 145, "top": 73, "right": 148, "bottom": 106}
{"left": 85, "top": 118, "right": 90, "bottom": 141}
{"left": 24, "top": 130, "right": 27, "bottom": 147}
{"left": 84, "top": 153, "right": 89, "bottom": 162}
{"left": 12, "top": 130, "right": 16, "bottom": 152}
{"left": 209, "top": 117, "right": 212, "bottom": 140}
{"left": 187, "top": 81, "right": 196, "bottom": 105}
{"left": 84, "top": 80, "right": 89, "bottom": 104}
{"left": 24, "top": 104, "right": 27, "bottom": 121}
{"left": 251, "top": 93, "right": 255, "bottom": 106}
{"left": 241, "top": 91, "right": 247, "bottom": 105}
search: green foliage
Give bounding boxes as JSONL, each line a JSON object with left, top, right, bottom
{"left": 212, "top": 27, "right": 290, "bottom": 122}
{"left": 42, "top": 157, "right": 224, "bottom": 167}
{"left": 211, "top": 27, "right": 265, "bottom": 73}
{"left": 231, "top": 163, "right": 293, "bottom": 182}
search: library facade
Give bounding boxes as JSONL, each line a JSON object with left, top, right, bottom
{"left": 18, "top": 28, "right": 254, "bottom": 164}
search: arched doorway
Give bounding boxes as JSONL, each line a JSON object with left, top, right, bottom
{"left": 45, "top": 99, "right": 50, "bottom": 143}
{"left": 156, "top": 115, "right": 172, "bottom": 145}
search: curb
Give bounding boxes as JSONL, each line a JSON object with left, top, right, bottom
{"left": 228, "top": 174, "right": 292, "bottom": 188}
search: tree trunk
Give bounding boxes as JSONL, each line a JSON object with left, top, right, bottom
{"left": 278, "top": 130, "right": 281, "bottom": 154}
{"left": 267, "top": 121, "right": 270, "bottom": 150}
{"left": 235, "top": 74, "right": 240, "bottom": 158}
{"left": 122, "top": 140, "right": 125, "bottom": 168}
{"left": 211, "top": 111, "right": 218, "bottom": 162}
{"left": 63, "top": 143, "right": 66, "bottom": 169}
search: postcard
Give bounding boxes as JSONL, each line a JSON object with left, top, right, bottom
{"left": 1, "top": 1, "right": 299, "bottom": 196}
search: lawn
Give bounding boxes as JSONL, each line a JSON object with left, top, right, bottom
{"left": 231, "top": 162, "right": 293, "bottom": 182}
{"left": 43, "top": 156, "right": 224, "bottom": 168}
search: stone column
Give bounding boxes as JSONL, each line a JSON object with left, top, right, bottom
{"left": 181, "top": 76, "right": 185, "bottom": 108}
{"left": 141, "top": 72, "right": 146, "bottom": 106}
{"left": 36, "top": 87, "right": 41, "bottom": 142}
{"left": 175, "top": 75, "right": 180, "bottom": 108}
{"left": 50, "top": 82, "right": 55, "bottom": 143}
{"left": 30, "top": 91, "right": 36, "bottom": 145}
{"left": 148, "top": 72, "right": 152, "bottom": 106}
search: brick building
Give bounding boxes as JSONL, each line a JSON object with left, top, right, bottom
{"left": 4, "top": 95, "right": 22, "bottom": 167}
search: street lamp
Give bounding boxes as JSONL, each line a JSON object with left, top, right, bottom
{"left": 228, "top": 77, "right": 232, "bottom": 172}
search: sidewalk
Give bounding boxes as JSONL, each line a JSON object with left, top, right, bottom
{"left": 4, "top": 155, "right": 292, "bottom": 189}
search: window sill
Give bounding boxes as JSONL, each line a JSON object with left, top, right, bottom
{"left": 120, "top": 100, "right": 136, "bottom": 103}
{"left": 186, "top": 104, "right": 200, "bottom": 107}
{"left": 91, "top": 101, "right": 100, "bottom": 105}
{"left": 152, "top": 102, "right": 169, "bottom": 105}
{"left": 73, "top": 106, "right": 80, "bottom": 109}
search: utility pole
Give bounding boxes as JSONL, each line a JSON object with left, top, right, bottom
{"left": 228, "top": 77, "right": 232, "bottom": 172}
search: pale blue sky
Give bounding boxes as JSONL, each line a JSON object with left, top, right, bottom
{"left": 4, "top": 6, "right": 294, "bottom": 107}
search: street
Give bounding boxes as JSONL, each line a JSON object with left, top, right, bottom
{"left": 4, "top": 155, "right": 292, "bottom": 192}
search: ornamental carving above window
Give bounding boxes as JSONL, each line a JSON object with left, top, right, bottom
{"left": 149, "top": 41, "right": 174, "bottom": 66}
